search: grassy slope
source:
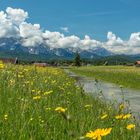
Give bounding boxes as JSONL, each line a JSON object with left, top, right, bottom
{"left": 0, "top": 64, "right": 139, "bottom": 139}
{"left": 71, "top": 66, "right": 140, "bottom": 90}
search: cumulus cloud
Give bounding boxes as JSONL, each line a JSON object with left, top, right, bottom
{"left": 20, "top": 23, "right": 43, "bottom": 46}
{"left": 103, "top": 32, "right": 140, "bottom": 54}
{"left": 43, "top": 31, "right": 80, "bottom": 48}
{"left": 6, "top": 7, "right": 28, "bottom": 25}
{"left": 0, "top": 9, "right": 20, "bottom": 38}
{"left": 0, "top": 11, "right": 7, "bottom": 22}
{"left": 80, "top": 35, "right": 101, "bottom": 50}
{"left": 129, "top": 32, "right": 140, "bottom": 47}
{"left": 43, "top": 31, "right": 64, "bottom": 48}
{"left": 103, "top": 32, "right": 125, "bottom": 54}
{"left": 0, "top": 7, "right": 28, "bottom": 38}
{"left": 0, "top": 22, "right": 19, "bottom": 38}
{"left": 57, "top": 35, "right": 80, "bottom": 48}
{"left": 0, "top": 7, "right": 140, "bottom": 54}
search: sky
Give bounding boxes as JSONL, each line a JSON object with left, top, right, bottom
{"left": 0, "top": 0, "right": 140, "bottom": 40}
{"left": 0, "top": 0, "right": 140, "bottom": 54}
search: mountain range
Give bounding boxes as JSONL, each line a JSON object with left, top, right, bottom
{"left": 0, "top": 37, "right": 113, "bottom": 60}
{"left": 0, "top": 37, "right": 140, "bottom": 63}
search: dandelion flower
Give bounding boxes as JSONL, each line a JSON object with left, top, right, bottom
{"left": 55, "top": 107, "right": 67, "bottom": 113}
{"left": 126, "top": 124, "right": 135, "bottom": 130}
{"left": 115, "top": 114, "right": 124, "bottom": 119}
{"left": 115, "top": 113, "right": 131, "bottom": 120}
{"left": 85, "top": 128, "right": 112, "bottom": 140}
{"left": 123, "top": 114, "right": 131, "bottom": 119}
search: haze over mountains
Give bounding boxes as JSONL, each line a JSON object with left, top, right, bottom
{"left": 0, "top": 7, "right": 140, "bottom": 60}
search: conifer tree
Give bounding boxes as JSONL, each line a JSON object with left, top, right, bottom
{"left": 74, "top": 51, "right": 81, "bottom": 66}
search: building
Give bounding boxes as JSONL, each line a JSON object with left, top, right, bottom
{"left": 0, "top": 58, "right": 18, "bottom": 64}
{"left": 34, "top": 63, "right": 50, "bottom": 67}
{"left": 135, "top": 61, "right": 140, "bottom": 67}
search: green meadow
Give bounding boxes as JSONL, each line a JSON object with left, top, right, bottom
{"left": 71, "top": 66, "right": 140, "bottom": 90}
{"left": 0, "top": 63, "right": 139, "bottom": 140}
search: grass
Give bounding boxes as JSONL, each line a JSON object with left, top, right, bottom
{"left": 70, "top": 66, "right": 140, "bottom": 90}
{"left": 0, "top": 63, "right": 139, "bottom": 139}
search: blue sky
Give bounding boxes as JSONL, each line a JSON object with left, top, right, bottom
{"left": 0, "top": 0, "right": 140, "bottom": 41}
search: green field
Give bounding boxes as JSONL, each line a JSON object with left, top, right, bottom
{"left": 71, "top": 66, "right": 140, "bottom": 90}
{"left": 0, "top": 63, "right": 139, "bottom": 139}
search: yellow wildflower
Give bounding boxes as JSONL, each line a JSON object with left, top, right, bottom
{"left": 18, "top": 74, "right": 24, "bottom": 78}
{"left": 9, "top": 80, "right": 15, "bottom": 85}
{"left": 101, "top": 114, "right": 108, "bottom": 120}
{"left": 30, "top": 118, "right": 33, "bottom": 121}
{"left": 123, "top": 114, "right": 131, "bottom": 119}
{"left": 46, "top": 107, "right": 51, "bottom": 111}
{"left": 115, "top": 113, "right": 131, "bottom": 120}
{"left": 119, "top": 103, "right": 124, "bottom": 111}
{"left": 24, "top": 68, "right": 29, "bottom": 72}
{"left": 31, "top": 90, "right": 35, "bottom": 92}
{"left": 0, "top": 63, "right": 4, "bottom": 69}
{"left": 55, "top": 107, "right": 67, "bottom": 113}
{"left": 85, "top": 105, "right": 93, "bottom": 108}
{"left": 52, "top": 80, "right": 56, "bottom": 84}
{"left": 85, "top": 128, "right": 112, "bottom": 140}
{"left": 115, "top": 114, "right": 124, "bottom": 119}
{"left": 33, "top": 95, "right": 41, "bottom": 100}
{"left": 25, "top": 81, "right": 30, "bottom": 84}
{"left": 4, "top": 114, "right": 8, "bottom": 120}
{"left": 37, "top": 90, "right": 41, "bottom": 94}
{"left": 44, "top": 90, "right": 53, "bottom": 95}
{"left": 126, "top": 124, "right": 135, "bottom": 130}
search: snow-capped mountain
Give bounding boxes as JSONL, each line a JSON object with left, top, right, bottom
{"left": 0, "top": 37, "right": 113, "bottom": 59}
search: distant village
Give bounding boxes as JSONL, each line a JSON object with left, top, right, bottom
{"left": 0, "top": 57, "right": 140, "bottom": 67}
{"left": 0, "top": 57, "right": 77, "bottom": 67}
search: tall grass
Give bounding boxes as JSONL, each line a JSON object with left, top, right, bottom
{"left": 0, "top": 64, "right": 139, "bottom": 139}
{"left": 71, "top": 66, "right": 140, "bottom": 90}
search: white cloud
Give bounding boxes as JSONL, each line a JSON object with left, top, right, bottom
{"left": 20, "top": 22, "right": 43, "bottom": 47}
{"left": 0, "top": 10, "right": 19, "bottom": 38}
{"left": 0, "top": 7, "right": 140, "bottom": 54}
{"left": 0, "top": 22, "right": 19, "bottom": 38}
{"left": 43, "top": 31, "right": 64, "bottom": 48}
{"left": 6, "top": 7, "right": 28, "bottom": 25}
{"left": 60, "top": 27, "right": 69, "bottom": 33}
{"left": 103, "top": 32, "right": 125, "bottom": 54}
{"left": 103, "top": 32, "right": 140, "bottom": 54}
{"left": 0, "top": 11, "right": 7, "bottom": 22}
{"left": 129, "top": 32, "right": 140, "bottom": 47}
{"left": 43, "top": 31, "right": 80, "bottom": 49}
{"left": 57, "top": 35, "right": 80, "bottom": 48}
{"left": 80, "top": 35, "right": 101, "bottom": 50}
{"left": 106, "top": 32, "right": 124, "bottom": 46}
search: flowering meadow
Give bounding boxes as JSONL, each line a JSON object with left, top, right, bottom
{"left": 0, "top": 62, "right": 139, "bottom": 140}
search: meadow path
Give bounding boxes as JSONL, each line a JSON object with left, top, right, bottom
{"left": 65, "top": 69, "right": 140, "bottom": 118}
